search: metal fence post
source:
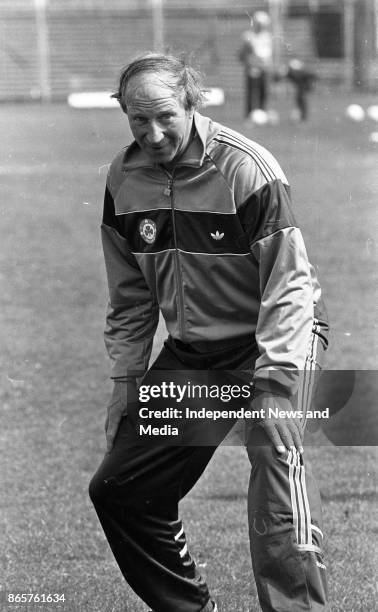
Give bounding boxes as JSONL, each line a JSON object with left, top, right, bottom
{"left": 344, "top": 0, "right": 355, "bottom": 90}
{"left": 151, "top": 0, "right": 164, "bottom": 53}
{"left": 34, "top": 0, "right": 51, "bottom": 101}
{"left": 268, "top": 0, "right": 284, "bottom": 71}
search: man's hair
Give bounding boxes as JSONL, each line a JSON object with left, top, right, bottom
{"left": 112, "top": 52, "right": 206, "bottom": 113}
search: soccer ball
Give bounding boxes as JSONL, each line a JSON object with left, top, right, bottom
{"left": 249, "top": 109, "right": 269, "bottom": 125}
{"left": 367, "top": 105, "right": 378, "bottom": 122}
{"left": 345, "top": 104, "right": 365, "bottom": 121}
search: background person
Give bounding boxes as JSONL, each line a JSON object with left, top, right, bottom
{"left": 89, "top": 53, "right": 330, "bottom": 612}
{"left": 238, "top": 10, "right": 273, "bottom": 122}
{"left": 286, "top": 58, "right": 317, "bottom": 121}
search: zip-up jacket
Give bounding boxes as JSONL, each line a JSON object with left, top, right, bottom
{"left": 102, "top": 113, "right": 329, "bottom": 396}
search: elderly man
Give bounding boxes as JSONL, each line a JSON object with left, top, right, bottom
{"left": 89, "top": 53, "right": 329, "bottom": 612}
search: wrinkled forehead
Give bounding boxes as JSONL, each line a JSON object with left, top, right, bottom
{"left": 124, "top": 71, "right": 185, "bottom": 109}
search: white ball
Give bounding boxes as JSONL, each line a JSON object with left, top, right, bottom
{"left": 346, "top": 104, "right": 365, "bottom": 121}
{"left": 250, "top": 109, "right": 269, "bottom": 125}
{"left": 367, "top": 105, "right": 378, "bottom": 122}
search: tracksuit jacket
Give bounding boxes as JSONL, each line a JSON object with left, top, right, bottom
{"left": 102, "top": 112, "right": 328, "bottom": 394}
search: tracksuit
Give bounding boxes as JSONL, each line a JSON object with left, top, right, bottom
{"left": 89, "top": 112, "right": 330, "bottom": 611}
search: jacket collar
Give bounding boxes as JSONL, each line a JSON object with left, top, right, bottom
{"left": 122, "top": 112, "right": 217, "bottom": 170}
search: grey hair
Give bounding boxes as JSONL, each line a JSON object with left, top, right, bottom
{"left": 112, "top": 52, "right": 206, "bottom": 113}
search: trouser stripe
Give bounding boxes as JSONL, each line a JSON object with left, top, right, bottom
{"left": 174, "top": 525, "right": 184, "bottom": 541}
{"left": 311, "top": 524, "right": 324, "bottom": 539}
{"left": 297, "top": 543, "right": 323, "bottom": 555}
{"left": 295, "top": 451, "right": 307, "bottom": 544}
{"left": 300, "top": 456, "right": 312, "bottom": 545}
{"left": 286, "top": 332, "right": 319, "bottom": 546}
{"left": 179, "top": 543, "right": 188, "bottom": 558}
{"left": 287, "top": 449, "right": 312, "bottom": 546}
{"left": 288, "top": 450, "right": 299, "bottom": 542}
{"left": 174, "top": 523, "right": 190, "bottom": 561}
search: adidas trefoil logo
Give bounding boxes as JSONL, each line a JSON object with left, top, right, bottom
{"left": 210, "top": 230, "right": 224, "bottom": 240}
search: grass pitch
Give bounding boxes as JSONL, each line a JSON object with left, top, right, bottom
{"left": 0, "top": 87, "right": 377, "bottom": 611}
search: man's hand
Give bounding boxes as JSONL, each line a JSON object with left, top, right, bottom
{"left": 105, "top": 380, "right": 135, "bottom": 453}
{"left": 250, "top": 392, "right": 304, "bottom": 454}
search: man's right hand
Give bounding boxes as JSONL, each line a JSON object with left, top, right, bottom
{"left": 105, "top": 380, "right": 136, "bottom": 453}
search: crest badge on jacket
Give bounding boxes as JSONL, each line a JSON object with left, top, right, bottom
{"left": 139, "top": 219, "right": 157, "bottom": 244}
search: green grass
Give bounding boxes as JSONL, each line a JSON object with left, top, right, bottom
{"left": 0, "top": 88, "right": 377, "bottom": 611}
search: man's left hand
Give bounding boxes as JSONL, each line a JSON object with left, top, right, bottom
{"left": 249, "top": 392, "right": 304, "bottom": 454}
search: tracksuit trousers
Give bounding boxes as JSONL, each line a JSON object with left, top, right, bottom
{"left": 245, "top": 72, "right": 268, "bottom": 116}
{"left": 89, "top": 335, "right": 328, "bottom": 611}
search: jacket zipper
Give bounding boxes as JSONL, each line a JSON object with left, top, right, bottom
{"left": 165, "top": 172, "right": 187, "bottom": 341}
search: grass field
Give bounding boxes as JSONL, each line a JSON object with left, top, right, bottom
{"left": 0, "top": 86, "right": 377, "bottom": 611}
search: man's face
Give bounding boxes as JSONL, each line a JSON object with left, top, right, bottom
{"left": 125, "top": 72, "right": 194, "bottom": 168}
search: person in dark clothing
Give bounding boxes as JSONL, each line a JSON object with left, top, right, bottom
{"left": 286, "top": 59, "right": 317, "bottom": 121}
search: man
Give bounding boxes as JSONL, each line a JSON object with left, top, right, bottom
{"left": 89, "top": 53, "right": 330, "bottom": 612}
{"left": 238, "top": 11, "right": 273, "bottom": 120}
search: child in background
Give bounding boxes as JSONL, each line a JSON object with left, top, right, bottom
{"left": 286, "top": 59, "right": 317, "bottom": 121}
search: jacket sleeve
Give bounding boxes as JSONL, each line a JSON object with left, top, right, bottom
{"left": 102, "top": 184, "right": 159, "bottom": 379}
{"left": 242, "top": 179, "right": 314, "bottom": 396}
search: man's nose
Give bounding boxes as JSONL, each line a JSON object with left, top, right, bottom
{"left": 146, "top": 121, "right": 164, "bottom": 144}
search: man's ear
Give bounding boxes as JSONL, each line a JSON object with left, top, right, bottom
{"left": 111, "top": 93, "right": 127, "bottom": 114}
